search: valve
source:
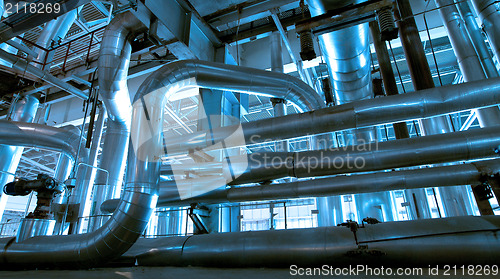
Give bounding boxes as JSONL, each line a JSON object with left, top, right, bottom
{"left": 3, "top": 173, "right": 63, "bottom": 196}
{"left": 3, "top": 174, "right": 64, "bottom": 219}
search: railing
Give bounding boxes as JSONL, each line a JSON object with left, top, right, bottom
{"left": 15, "top": 25, "right": 106, "bottom": 73}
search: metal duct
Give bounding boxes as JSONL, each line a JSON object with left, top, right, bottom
{"left": 307, "top": 0, "right": 372, "bottom": 105}
{"left": 0, "top": 120, "right": 81, "bottom": 160}
{"left": 133, "top": 216, "right": 500, "bottom": 267}
{"left": 132, "top": 59, "right": 324, "bottom": 111}
{"left": 472, "top": 0, "right": 500, "bottom": 63}
{"left": 307, "top": 0, "right": 377, "bottom": 145}
{"left": 226, "top": 125, "right": 500, "bottom": 184}
{"left": 163, "top": 76, "right": 500, "bottom": 153}
{"left": 457, "top": 1, "right": 499, "bottom": 78}
{"left": 0, "top": 121, "right": 155, "bottom": 267}
{"left": 0, "top": 96, "right": 39, "bottom": 222}
{"left": 93, "top": 12, "right": 145, "bottom": 218}
{"left": 0, "top": 43, "right": 326, "bottom": 267}
{"left": 435, "top": 0, "right": 500, "bottom": 127}
{"left": 0, "top": 48, "right": 87, "bottom": 100}
{"left": 101, "top": 159, "right": 500, "bottom": 209}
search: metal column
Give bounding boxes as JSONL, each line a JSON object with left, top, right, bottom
{"left": 396, "top": 0, "right": 473, "bottom": 217}
{"left": 0, "top": 95, "right": 39, "bottom": 222}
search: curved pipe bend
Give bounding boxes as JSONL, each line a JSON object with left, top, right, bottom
{"left": 0, "top": 56, "right": 323, "bottom": 267}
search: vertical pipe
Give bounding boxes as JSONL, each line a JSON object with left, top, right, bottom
{"left": 369, "top": 21, "right": 410, "bottom": 139}
{"left": 435, "top": 0, "right": 500, "bottom": 127}
{"left": 93, "top": 13, "right": 143, "bottom": 228}
{"left": 0, "top": 96, "right": 39, "bottom": 222}
{"left": 396, "top": 0, "right": 472, "bottom": 217}
{"left": 457, "top": 1, "right": 499, "bottom": 78}
{"left": 270, "top": 31, "right": 283, "bottom": 74}
{"left": 472, "top": 0, "right": 500, "bottom": 65}
{"left": 307, "top": 0, "right": 384, "bottom": 225}
{"left": 75, "top": 105, "right": 107, "bottom": 233}
{"left": 270, "top": 31, "right": 288, "bottom": 153}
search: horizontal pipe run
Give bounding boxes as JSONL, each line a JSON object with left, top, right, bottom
{"left": 163, "top": 77, "right": 500, "bottom": 153}
{"left": 130, "top": 216, "right": 500, "bottom": 267}
{"left": 0, "top": 120, "right": 81, "bottom": 160}
{"left": 228, "top": 125, "right": 500, "bottom": 184}
{"left": 101, "top": 159, "right": 500, "bottom": 210}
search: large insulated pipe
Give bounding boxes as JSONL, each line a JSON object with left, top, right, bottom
{"left": 225, "top": 125, "right": 500, "bottom": 184}
{"left": 0, "top": 124, "right": 156, "bottom": 267}
{"left": 0, "top": 120, "right": 81, "bottom": 159}
{"left": 93, "top": 12, "right": 145, "bottom": 219}
{"left": 0, "top": 48, "right": 87, "bottom": 100}
{"left": 472, "top": 0, "right": 500, "bottom": 63}
{"left": 307, "top": 0, "right": 376, "bottom": 144}
{"left": 0, "top": 44, "right": 328, "bottom": 267}
{"left": 101, "top": 159, "right": 500, "bottom": 209}
{"left": 457, "top": 1, "right": 499, "bottom": 78}
{"left": 133, "top": 216, "right": 500, "bottom": 267}
{"left": 435, "top": 0, "right": 500, "bottom": 127}
{"left": 163, "top": 76, "right": 500, "bottom": 153}
{"left": 0, "top": 96, "right": 39, "bottom": 222}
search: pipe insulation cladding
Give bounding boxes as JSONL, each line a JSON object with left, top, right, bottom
{"left": 131, "top": 216, "right": 500, "bottom": 267}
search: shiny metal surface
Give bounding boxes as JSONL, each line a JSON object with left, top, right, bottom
{"left": 136, "top": 159, "right": 500, "bottom": 207}
{"left": 133, "top": 216, "right": 500, "bottom": 267}
{"left": 458, "top": 0, "right": 499, "bottom": 78}
{"left": 307, "top": 0, "right": 372, "bottom": 105}
{"left": 225, "top": 125, "right": 500, "bottom": 184}
{"left": 472, "top": 0, "right": 500, "bottom": 64}
{"left": 134, "top": 59, "right": 324, "bottom": 111}
{"left": 0, "top": 118, "right": 157, "bottom": 267}
{"left": 435, "top": 0, "right": 500, "bottom": 127}
{"left": 163, "top": 76, "right": 500, "bottom": 153}
{"left": 94, "top": 12, "right": 145, "bottom": 220}
{"left": 16, "top": 219, "right": 56, "bottom": 242}
{"left": 0, "top": 120, "right": 81, "bottom": 160}
{"left": 0, "top": 96, "right": 39, "bottom": 223}
{"left": 33, "top": 9, "right": 79, "bottom": 68}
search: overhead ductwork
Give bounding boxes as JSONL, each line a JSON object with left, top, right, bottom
{"left": 307, "top": 0, "right": 372, "bottom": 105}
{"left": 131, "top": 216, "right": 500, "bottom": 267}
{"left": 457, "top": 1, "right": 499, "bottom": 78}
{"left": 0, "top": 44, "right": 330, "bottom": 266}
{"left": 307, "top": 0, "right": 376, "bottom": 144}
